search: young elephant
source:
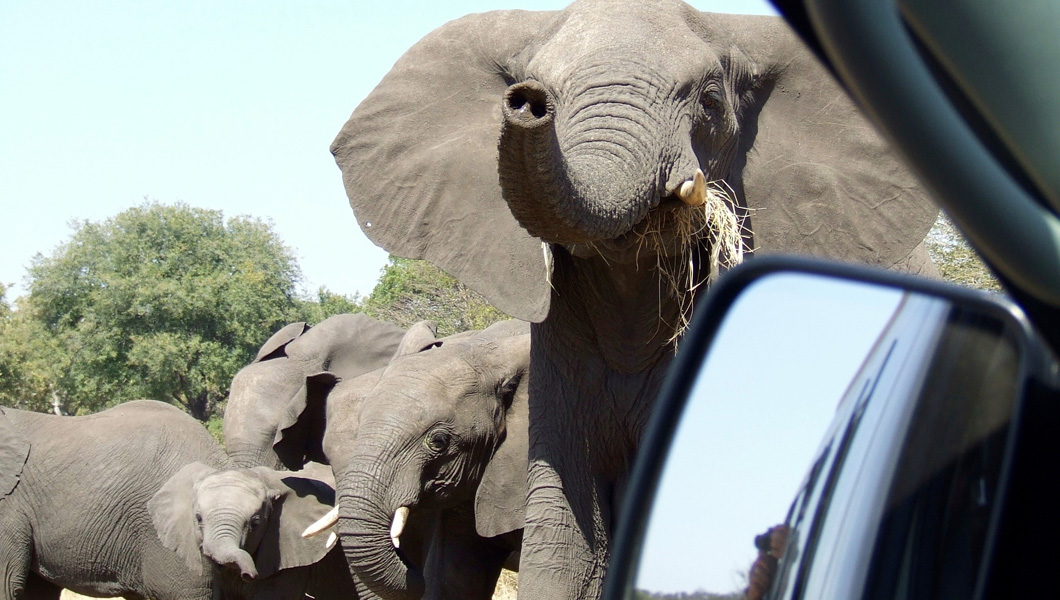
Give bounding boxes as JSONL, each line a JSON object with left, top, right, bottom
{"left": 0, "top": 400, "right": 347, "bottom": 600}
{"left": 224, "top": 313, "right": 406, "bottom": 469}
{"left": 274, "top": 320, "right": 530, "bottom": 600}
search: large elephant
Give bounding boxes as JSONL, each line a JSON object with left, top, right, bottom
{"left": 330, "top": 1, "right": 940, "bottom": 598}
{"left": 274, "top": 320, "right": 530, "bottom": 600}
{"left": 225, "top": 313, "right": 406, "bottom": 469}
{"left": 0, "top": 400, "right": 349, "bottom": 600}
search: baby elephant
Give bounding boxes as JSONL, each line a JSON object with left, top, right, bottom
{"left": 0, "top": 400, "right": 346, "bottom": 600}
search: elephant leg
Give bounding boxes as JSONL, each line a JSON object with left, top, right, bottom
{"left": 891, "top": 238, "right": 940, "bottom": 278}
{"left": 0, "top": 521, "right": 32, "bottom": 600}
{"left": 518, "top": 439, "right": 613, "bottom": 600}
{"left": 422, "top": 506, "right": 510, "bottom": 600}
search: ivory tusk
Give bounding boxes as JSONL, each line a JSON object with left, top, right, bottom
{"left": 677, "top": 169, "right": 707, "bottom": 206}
{"left": 302, "top": 506, "right": 339, "bottom": 538}
{"left": 326, "top": 531, "right": 338, "bottom": 550}
{"left": 390, "top": 506, "right": 410, "bottom": 549}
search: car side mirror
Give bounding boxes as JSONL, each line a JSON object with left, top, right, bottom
{"left": 605, "top": 256, "right": 1060, "bottom": 600}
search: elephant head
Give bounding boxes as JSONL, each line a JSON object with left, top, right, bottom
{"left": 224, "top": 313, "right": 407, "bottom": 469}
{"left": 148, "top": 463, "right": 336, "bottom": 583}
{"left": 331, "top": 0, "right": 938, "bottom": 324}
{"left": 274, "top": 320, "right": 530, "bottom": 600}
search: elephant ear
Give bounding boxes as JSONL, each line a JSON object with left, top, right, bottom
{"left": 331, "top": 10, "right": 562, "bottom": 323}
{"left": 250, "top": 467, "right": 337, "bottom": 578}
{"left": 474, "top": 363, "right": 529, "bottom": 538}
{"left": 0, "top": 408, "right": 30, "bottom": 498}
{"left": 392, "top": 320, "right": 440, "bottom": 359}
{"left": 309, "top": 313, "right": 406, "bottom": 377}
{"left": 703, "top": 13, "right": 938, "bottom": 270}
{"left": 272, "top": 372, "right": 341, "bottom": 470}
{"left": 256, "top": 322, "right": 310, "bottom": 362}
{"left": 149, "top": 461, "right": 218, "bottom": 575}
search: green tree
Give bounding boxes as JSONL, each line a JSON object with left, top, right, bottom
{"left": 359, "top": 256, "right": 508, "bottom": 336}
{"left": 926, "top": 213, "right": 1002, "bottom": 292}
{"left": 0, "top": 296, "right": 66, "bottom": 414}
{"left": 9, "top": 202, "right": 303, "bottom": 421}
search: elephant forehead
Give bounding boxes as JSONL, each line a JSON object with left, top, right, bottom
{"left": 196, "top": 470, "right": 269, "bottom": 511}
{"left": 530, "top": 0, "right": 710, "bottom": 86}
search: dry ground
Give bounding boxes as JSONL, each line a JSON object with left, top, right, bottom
{"left": 59, "top": 569, "right": 518, "bottom": 600}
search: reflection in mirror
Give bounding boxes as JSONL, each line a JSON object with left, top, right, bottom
{"left": 634, "top": 273, "right": 908, "bottom": 598}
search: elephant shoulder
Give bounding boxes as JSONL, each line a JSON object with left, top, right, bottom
{"left": 0, "top": 407, "right": 31, "bottom": 497}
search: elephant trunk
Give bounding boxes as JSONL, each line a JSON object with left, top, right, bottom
{"left": 498, "top": 79, "right": 661, "bottom": 244}
{"left": 202, "top": 527, "right": 258, "bottom": 582}
{"left": 337, "top": 454, "right": 424, "bottom": 600}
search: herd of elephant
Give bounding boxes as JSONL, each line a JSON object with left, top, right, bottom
{"left": 1, "top": 315, "right": 529, "bottom": 600}
{"left": 2, "top": 0, "right": 944, "bottom": 599}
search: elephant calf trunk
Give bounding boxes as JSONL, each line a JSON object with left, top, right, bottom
{"left": 205, "top": 542, "right": 258, "bottom": 582}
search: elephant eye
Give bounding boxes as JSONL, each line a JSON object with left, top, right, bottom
{"left": 195, "top": 513, "right": 203, "bottom": 524}
{"left": 250, "top": 515, "right": 262, "bottom": 528}
{"left": 425, "top": 429, "right": 451, "bottom": 453}
{"left": 702, "top": 90, "right": 722, "bottom": 113}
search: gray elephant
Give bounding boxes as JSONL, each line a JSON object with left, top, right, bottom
{"left": 0, "top": 400, "right": 350, "bottom": 600}
{"left": 330, "top": 1, "right": 941, "bottom": 598}
{"left": 273, "top": 320, "right": 530, "bottom": 600}
{"left": 225, "top": 313, "right": 406, "bottom": 469}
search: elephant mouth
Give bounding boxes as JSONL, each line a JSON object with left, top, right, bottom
{"left": 570, "top": 175, "right": 746, "bottom": 269}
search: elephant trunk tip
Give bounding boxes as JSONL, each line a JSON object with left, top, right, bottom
{"left": 503, "top": 80, "right": 554, "bottom": 129}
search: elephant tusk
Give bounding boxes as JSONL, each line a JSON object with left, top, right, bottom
{"left": 325, "top": 531, "right": 338, "bottom": 550}
{"left": 390, "top": 506, "right": 410, "bottom": 549}
{"left": 302, "top": 506, "right": 339, "bottom": 538}
{"left": 677, "top": 169, "right": 707, "bottom": 207}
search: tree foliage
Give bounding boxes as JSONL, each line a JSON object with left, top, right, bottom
{"left": 1, "top": 204, "right": 510, "bottom": 420}
{"left": 925, "top": 213, "right": 1002, "bottom": 292}
{"left": 359, "top": 256, "right": 508, "bottom": 337}
{"left": 2, "top": 202, "right": 304, "bottom": 420}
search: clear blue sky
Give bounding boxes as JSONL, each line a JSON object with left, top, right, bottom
{"left": 0, "top": 0, "right": 776, "bottom": 302}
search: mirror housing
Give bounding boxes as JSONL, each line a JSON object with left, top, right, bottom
{"left": 606, "top": 255, "right": 1060, "bottom": 600}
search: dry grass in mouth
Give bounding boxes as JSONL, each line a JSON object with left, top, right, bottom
{"left": 633, "top": 179, "right": 750, "bottom": 342}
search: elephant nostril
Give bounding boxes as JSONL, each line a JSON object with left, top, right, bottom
{"left": 505, "top": 81, "right": 551, "bottom": 122}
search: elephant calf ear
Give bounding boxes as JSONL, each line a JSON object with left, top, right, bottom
{"left": 273, "top": 372, "right": 340, "bottom": 470}
{"left": 148, "top": 462, "right": 218, "bottom": 575}
{"left": 0, "top": 409, "right": 30, "bottom": 497}
{"left": 251, "top": 468, "right": 337, "bottom": 578}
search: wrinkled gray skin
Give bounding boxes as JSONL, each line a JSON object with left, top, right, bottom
{"left": 332, "top": 1, "right": 942, "bottom": 598}
{"left": 0, "top": 401, "right": 349, "bottom": 600}
{"left": 275, "top": 320, "right": 530, "bottom": 600}
{"left": 225, "top": 313, "right": 406, "bottom": 469}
